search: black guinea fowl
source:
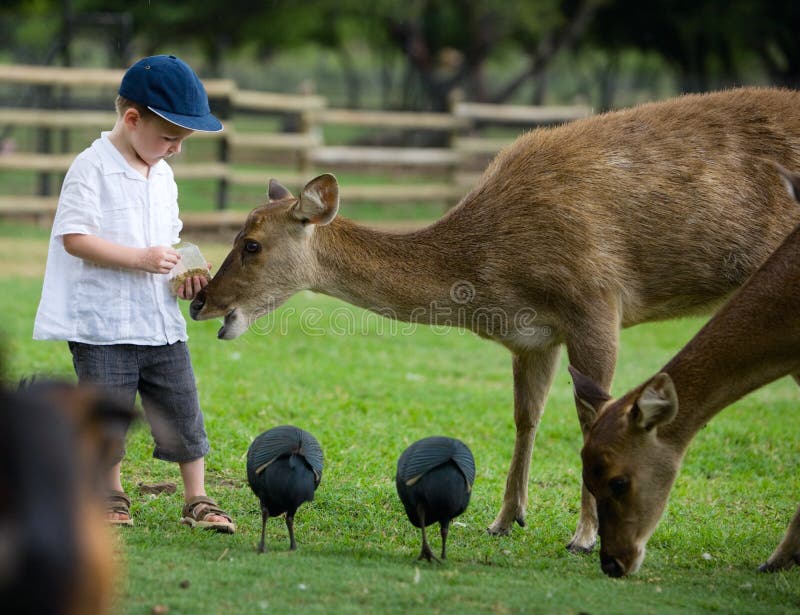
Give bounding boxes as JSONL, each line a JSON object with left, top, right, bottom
{"left": 246, "top": 425, "right": 323, "bottom": 552}
{"left": 395, "top": 436, "right": 475, "bottom": 562}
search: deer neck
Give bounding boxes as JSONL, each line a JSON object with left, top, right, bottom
{"left": 308, "top": 217, "right": 469, "bottom": 322}
{"left": 657, "top": 226, "right": 800, "bottom": 450}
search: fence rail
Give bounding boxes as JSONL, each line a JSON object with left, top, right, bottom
{"left": 0, "top": 63, "right": 592, "bottom": 229}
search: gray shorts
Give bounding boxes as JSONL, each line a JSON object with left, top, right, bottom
{"left": 68, "top": 341, "right": 210, "bottom": 463}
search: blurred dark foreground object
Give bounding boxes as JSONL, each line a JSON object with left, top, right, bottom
{"left": 0, "top": 379, "right": 136, "bottom": 615}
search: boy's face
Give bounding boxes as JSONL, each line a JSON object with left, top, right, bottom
{"left": 126, "top": 110, "right": 194, "bottom": 166}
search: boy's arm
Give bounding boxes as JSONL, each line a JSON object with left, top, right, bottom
{"left": 63, "top": 233, "right": 180, "bottom": 274}
{"left": 63, "top": 233, "right": 206, "bottom": 300}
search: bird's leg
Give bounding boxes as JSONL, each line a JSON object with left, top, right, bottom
{"left": 416, "top": 508, "right": 439, "bottom": 563}
{"left": 286, "top": 514, "right": 297, "bottom": 551}
{"left": 440, "top": 520, "right": 450, "bottom": 560}
{"left": 418, "top": 526, "right": 436, "bottom": 562}
{"left": 258, "top": 505, "right": 269, "bottom": 554}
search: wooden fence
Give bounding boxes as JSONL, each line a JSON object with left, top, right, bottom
{"left": 0, "top": 64, "right": 592, "bottom": 231}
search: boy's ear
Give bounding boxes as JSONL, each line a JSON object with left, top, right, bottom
{"left": 122, "top": 107, "right": 142, "bottom": 129}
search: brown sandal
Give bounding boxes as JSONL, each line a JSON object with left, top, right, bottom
{"left": 107, "top": 490, "right": 134, "bottom": 526}
{"left": 180, "top": 496, "right": 235, "bottom": 534}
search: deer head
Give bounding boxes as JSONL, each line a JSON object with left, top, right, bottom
{"left": 190, "top": 174, "right": 339, "bottom": 339}
{"left": 570, "top": 366, "right": 682, "bottom": 577}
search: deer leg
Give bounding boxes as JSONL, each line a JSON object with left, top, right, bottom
{"left": 564, "top": 311, "right": 619, "bottom": 553}
{"left": 488, "top": 346, "right": 561, "bottom": 536}
{"left": 759, "top": 503, "right": 800, "bottom": 572}
{"left": 758, "top": 377, "right": 800, "bottom": 570}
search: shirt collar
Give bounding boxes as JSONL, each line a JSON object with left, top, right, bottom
{"left": 96, "top": 131, "right": 171, "bottom": 180}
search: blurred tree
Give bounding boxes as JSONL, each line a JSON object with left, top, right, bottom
{"left": 77, "top": 0, "right": 283, "bottom": 74}
{"left": 495, "top": 0, "right": 604, "bottom": 104}
{"left": 77, "top": 0, "right": 375, "bottom": 106}
{"left": 5, "top": 0, "right": 800, "bottom": 110}
{"left": 372, "top": 0, "right": 602, "bottom": 110}
{"left": 1, "top": 0, "right": 63, "bottom": 64}
{"left": 744, "top": 1, "right": 800, "bottom": 88}
{"left": 587, "top": 0, "right": 800, "bottom": 96}
{"left": 99, "top": 0, "right": 601, "bottom": 111}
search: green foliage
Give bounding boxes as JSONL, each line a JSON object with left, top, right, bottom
{"left": 6, "top": 1, "right": 800, "bottom": 111}
{"left": 0, "top": 0, "right": 59, "bottom": 60}
{"left": 588, "top": 0, "right": 800, "bottom": 91}
{"left": 2, "top": 228, "right": 800, "bottom": 613}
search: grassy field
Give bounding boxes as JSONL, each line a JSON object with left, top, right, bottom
{"left": 2, "top": 221, "right": 799, "bottom": 614}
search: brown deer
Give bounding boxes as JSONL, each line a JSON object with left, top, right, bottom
{"left": 191, "top": 88, "right": 800, "bottom": 552}
{"left": 571, "top": 165, "right": 800, "bottom": 577}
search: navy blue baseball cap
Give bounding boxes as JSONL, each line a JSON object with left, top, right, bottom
{"left": 119, "top": 55, "right": 222, "bottom": 132}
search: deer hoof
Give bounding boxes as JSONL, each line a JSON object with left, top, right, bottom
{"left": 758, "top": 557, "right": 798, "bottom": 573}
{"left": 486, "top": 523, "right": 511, "bottom": 537}
{"left": 566, "top": 539, "right": 596, "bottom": 554}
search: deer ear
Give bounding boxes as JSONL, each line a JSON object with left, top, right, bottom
{"left": 773, "top": 162, "right": 800, "bottom": 203}
{"left": 633, "top": 373, "right": 678, "bottom": 431}
{"left": 569, "top": 365, "right": 611, "bottom": 431}
{"left": 292, "top": 173, "right": 339, "bottom": 225}
{"left": 268, "top": 179, "right": 293, "bottom": 202}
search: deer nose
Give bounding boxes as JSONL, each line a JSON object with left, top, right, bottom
{"left": 189, "top": 291, "right": 205, "bottom": 320}
{"left": 600, "top": 553, "right": 625, "bottom": 577}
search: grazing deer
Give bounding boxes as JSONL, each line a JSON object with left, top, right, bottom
{"left": 571, "top": 165, "right": 800, "bottom": 577}
{"left": 191, "top": 88, "right": 800, "bottom": 551}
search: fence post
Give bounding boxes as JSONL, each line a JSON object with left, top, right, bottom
{"left": 447, "top": 88, "right": 465, "bottom": 211}
{"left": 298, "top": 109, "right": 313, "bottom": 182}
{"left": 214, "top": 88, "right": 233, "bottom": 210}
{"left": 35, "top": 84, "right": 54, "bottom": 197}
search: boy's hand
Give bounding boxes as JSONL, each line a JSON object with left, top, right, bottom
{"left": 176, "top": 273, "right": 209, "bottom": 300}
{"left": 140, "top": 246, "right": 180, "bottom": 274}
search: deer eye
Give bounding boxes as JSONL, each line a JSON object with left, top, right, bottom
{"left": 608, "top": 476, "right": 629, "bottom": 497}
{"left": 243, "top": 240, "right": 261, "bottom": 254}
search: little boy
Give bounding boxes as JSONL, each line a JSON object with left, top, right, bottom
{"left": 34, "top": 55, "right": 234, "bottom": 532}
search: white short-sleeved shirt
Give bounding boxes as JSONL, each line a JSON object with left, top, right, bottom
{"left": 33, "top": 132, "right": 188, "bottom": 345}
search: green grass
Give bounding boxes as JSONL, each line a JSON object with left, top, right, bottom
{"left": 2, "top": 230, "right": 800, "bottom": 614}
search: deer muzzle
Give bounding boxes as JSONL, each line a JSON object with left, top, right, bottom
{"left": 189, "top": 291, "right": 206, "bottom": 320}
